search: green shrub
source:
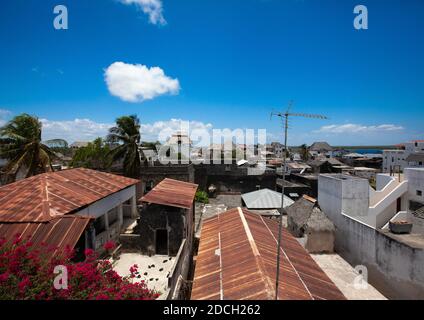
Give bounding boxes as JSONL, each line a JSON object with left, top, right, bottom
{"left": 195, "top": 191, "right": 209, "bottom": 204}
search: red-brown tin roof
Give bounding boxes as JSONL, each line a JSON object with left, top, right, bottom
{"left": 140, "top": 178, "right": 198, "bottom": 209}
{"left": 191, "top": 208, "right": 346, "bottom": 300}
{"left": 0, "top": 215, "right": 92, "bottom": 259}
{"left": 0, "top": 168, "right": 139, "bottom": 223}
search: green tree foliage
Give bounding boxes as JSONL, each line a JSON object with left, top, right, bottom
{"left": 0, "top": 114, "right": 55, "bottom": 179}
{"left": 107, "top": 115, "right": 142, "bottom": 178}
{"left": 70, "top": 138, "right": 111, "bottom": 170}
{"left": 195, "top": 191, "right": 209, "bottom": 204}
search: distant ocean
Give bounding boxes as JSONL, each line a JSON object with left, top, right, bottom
{"left": 348, "top": 149, "right": 383, "bottom": 154}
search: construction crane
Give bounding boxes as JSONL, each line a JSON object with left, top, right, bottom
{"left": 270, "top": 101, "right": 328, "bottom": 300}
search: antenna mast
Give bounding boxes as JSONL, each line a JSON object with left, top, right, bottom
{"left": 270, "top": 102, "right": 328, "bottom": 300}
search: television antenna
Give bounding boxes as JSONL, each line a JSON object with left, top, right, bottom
{"left": 270, "top": 101, "right": 328, "bottom": 300}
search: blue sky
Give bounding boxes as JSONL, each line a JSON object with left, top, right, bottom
{"left": 0, "top": 0, "right": 423, "bottom": 146}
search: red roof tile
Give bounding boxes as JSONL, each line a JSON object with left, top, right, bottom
{"left": 140, "top": 178, "right": 198, "bottom": 209}
{"left": 0, "top": 168, "right": 139, "bottom": 223}
{"left": 191, "top": 208, "right": 346, "bottom": 300}
{"left": 0, "top": 215, "right": 92, "bottom": 259}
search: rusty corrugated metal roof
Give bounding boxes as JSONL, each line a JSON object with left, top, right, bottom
{"left": 0, "top": 215, "right": 92, "bottom": 259}
{"left": 191, "top": 208, "right": 346, "bottom": 300}
{"left": 0, "top": 168, "right": 139, "bottom": 223}
{"left": 140, "top": 178, "right": 198, "bottom": 209}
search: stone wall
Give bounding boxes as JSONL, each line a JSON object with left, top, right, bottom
{"left": 138, "top": 204, "right": 187, "bottom": 256}
{"left": 195, "top": 164, "right": 277, "bottom": 194}
{"left": 139, "top": 164, "right": 195, "bottom": 197}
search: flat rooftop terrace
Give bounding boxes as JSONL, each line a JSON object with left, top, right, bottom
{"left": 113, "top": 253, "right": 174, "bottom": 296}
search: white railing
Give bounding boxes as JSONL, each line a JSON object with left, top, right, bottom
{"left": 369, "top": 179, "right": 408, "bottom": 229}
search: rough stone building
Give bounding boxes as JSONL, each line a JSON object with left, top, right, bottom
{"left": 138, "top": 163, "right": 195, "bottom": 198}
{"left": 276, "top": 178, "right": 312, "bottom": 199}
{"left": 307, "top": 158, "right": 345, "bottom": 174}
{"left": 194, "top": 163, "right": 277, "bottom": 194}
{"left": 138, "top": 178, "right": 198, "bottom": 256}
{"left": 288, "top": 173, "right": 319, "bottom": 197}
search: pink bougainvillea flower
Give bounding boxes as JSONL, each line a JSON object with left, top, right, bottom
{"left": 0, "top": 234, "right": 159, "bottom": 300}
{"left": 103, "top": 241, "right": 116, "bottom": 251}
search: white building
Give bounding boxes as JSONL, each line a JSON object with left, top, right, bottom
{"left": 318, "top": 168, "right": 424, "bottom": 299}
{"left": 163, "top": 132, "right": 192, "bottom": 161}
{"left": 383, "top": 140, "right": 424, "bottom": 173}
{"left": 0, "top": 168, "right": 140, "bottom": 254}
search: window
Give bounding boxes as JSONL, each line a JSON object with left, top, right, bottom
{"left": 417, "top": 190, "right": 423, "bottom": 197}
{"left": 419, "top": 161, "right": 423, "bottom": 166}
{"left": 392, "top": 157, "right": 394, "bottom": 162}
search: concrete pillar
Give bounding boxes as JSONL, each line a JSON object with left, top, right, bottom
{"left": 85, "top": 224, "right": 96, "bottom": 250}
{"left": 131, "top": 195, "right": 138, "bottom": 219}
{"left": 118, "top": 204, "right": 124, "bottom": 229}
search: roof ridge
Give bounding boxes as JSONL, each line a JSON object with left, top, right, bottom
{"left": 40, "top": 175, "right": 53, "bottom": 221}
{"left": 0, "top": 169, "right": 139, "bottom": 223}
{"left": 237, "top": 207, "right": 275, "bottom": 300}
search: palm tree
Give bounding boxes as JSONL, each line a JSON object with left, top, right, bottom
{"left": 107, "top": 115, "right": 142, "bottom": 178}
{"left": 0, "top": 114, "right": 55, "bottom": 179}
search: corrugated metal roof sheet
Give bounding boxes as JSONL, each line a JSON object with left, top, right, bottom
{"left": 242, "top": 188, "right": 294, "bottom": 210}
{"left": 0, "top": 215, "right": 92, "bottom": 259}
{"left": 140, "top": 178, "right": 198, "bottom": 209}
{"left": 0, "top": 168, "right": 139, "bottom": 223}
{"left": 191, "top": 208, "right": 345, "bottom": 300}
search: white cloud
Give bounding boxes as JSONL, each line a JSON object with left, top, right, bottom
{"left": 316, "top": 123, "right": 404, "bottom": 134}
{"left": 118, "top": 0, "right": 166, "bottom": 25}
{"left": 0, "top": 109, "right": 12, "bottom": 127}
{"left": 105, "top": 62, "right": 180, "bottom": 103}
{"left": 37, "top": 115, "right": 271, "bottom": 147}
{"left": 40, "top": 118, "right": 113, "bottom": 143}
{"left": 39, "top": 117, "right": 213, "bottom": 144}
